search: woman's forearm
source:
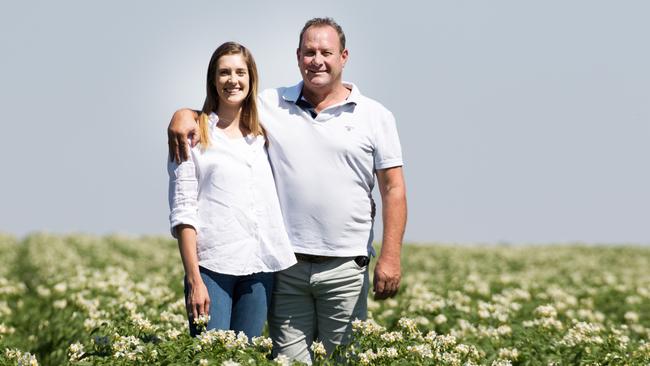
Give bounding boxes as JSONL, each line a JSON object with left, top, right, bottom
{"left": 176, "top": 225, "right": 201, "bottom": 283}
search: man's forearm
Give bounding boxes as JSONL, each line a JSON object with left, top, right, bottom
{"left": 379, "top": 185, "right": 407, "bottom": 259}
{"left": 173, "top": 108, "right": 200, "bottom": 122}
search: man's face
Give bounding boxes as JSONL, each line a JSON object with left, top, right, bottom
{"left": 297, "top": 25, "right": 348, "bottom": 91}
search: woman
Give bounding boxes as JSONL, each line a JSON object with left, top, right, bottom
{"left": 167, "top": 42, "right": 296, "bottom": 338}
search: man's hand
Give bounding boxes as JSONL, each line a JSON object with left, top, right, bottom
{"left": 373, "top": 254, "right": 401, "bottom": 299}
{"left": 168, "top": 109, "right": 200, "bottom": 163}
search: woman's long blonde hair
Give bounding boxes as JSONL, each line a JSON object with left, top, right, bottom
{"left": 198, "top": 42, "right": 263, "bottom": 148}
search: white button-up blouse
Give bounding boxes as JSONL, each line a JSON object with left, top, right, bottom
{"left": 168, "top": 113, "right": 296, "bottom": 275}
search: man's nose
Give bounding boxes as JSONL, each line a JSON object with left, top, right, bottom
{"left": 311, "top": 53, "right": 323, "bottom": 65}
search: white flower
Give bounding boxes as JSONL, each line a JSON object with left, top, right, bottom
{"left": 423, "top": 330, "right": 437, "bottom": 343}
{"left": 498, "top": 347, "right": 519, "bottom": 360}
{"left": 221, "top": 359, "right": 240, "bottom": 366}
{"left": 535, "top": 304, "right": 557, "bottom": 318}
{"left": 415, "top": 315, "right": 430, "bottom": 326}
{"left": 122, "top": 301, "right": 138, "bottom": 313}
{"left": 0, "top": 323, "right": 16, "bottom": 336}
{"left": 36, "top": 286, "right": 51, "bottom": 297}
{"left": 624, "top": 311, "right": 639, "bottom": 323}
{"left": 397, "top": 317, "right": 419, "bottom": 334}
{"left": 491, "top": 360, "right": 512, "bottom": 366}
{"left": 199, "top": 359, "right": 209, "bottom": 366}
{"left": 352, "top": 319, "right": 385, "bottom": 335}
{"left": 358, "top": 349, "right": 377, "bottom": 365}
{"left": 434, "top": 314, "right": 448, "bottom": 324}
{"left": 53, "top": 282, "right": 67, "bottom": 293}
{"left": 497, "top": 325, "right": 512, "bottom": 337}
{"left": 380, "top": 331, "right": 404, "bottom": 343}
{"left": 5, "top": 349, "right": 39, "bottom": 365}
{"left": 377, "top": 347, "right": 399, "bottom": 358}
{"left": 165, "top": 328, "right": 182, "bottom": 340}
{"left": 252, "top": 336, "right": 273, "bottom": 350}
{"left": 311, "top": 340, "right": 326, "bottom": 358}
{"left": 273, "top": 354, "right": 291, "bottom": 366}
{"left": 112, "top": 335, "right": 144, "bottom": 361}
{"left": 406, "top": 344, "right": 433, "bottom": 358}
{"left": 232, "top": 331, "right": 249, "bottom": 349}
{"left": 558, "top": 321, "right": 604, "bottom": 347}
{"left": 437, "top": 334, "right": 457, "bottom": 348}
{"left": 68, "top": 342, "right": 85, "bottom": 362}
{"left": 386, "top": 298, "right": 399, "bottom": 308}
{"left": 130, "top": 313, "right": 155, "bottom": 332}
{"left": 193, "top": 314, "right": 211, "bottom": 329}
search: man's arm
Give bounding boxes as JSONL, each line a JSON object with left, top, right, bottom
{"left": 168, "top": 109, "right": 200, "bottom": 163}
{"left": 373, "top": 166, "right": 407, "bottom": 300}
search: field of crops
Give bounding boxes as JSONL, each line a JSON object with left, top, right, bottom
{"left": 0, "top": 233, "right": 649, "bottom": 365}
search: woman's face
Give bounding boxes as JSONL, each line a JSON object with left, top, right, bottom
{"left": 214, "top": 53, "right": 250, "bottom": 108}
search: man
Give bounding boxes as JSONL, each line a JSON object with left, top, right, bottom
{"left": 168, "top": 18, "right": 406, "bottom": 364}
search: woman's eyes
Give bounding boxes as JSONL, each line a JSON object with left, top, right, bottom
{"left": 219, "top": 70, "right": 247, "bottom": 76}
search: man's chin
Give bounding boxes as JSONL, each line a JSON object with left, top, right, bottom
{"left": 303, "top": 77, "right": 331, "bottom": 89}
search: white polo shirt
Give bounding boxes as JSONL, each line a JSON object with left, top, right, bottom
{"left": 258, "top": 82, "right": 403, "bottom": 257}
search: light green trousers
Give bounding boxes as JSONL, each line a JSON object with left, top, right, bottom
{"left": 269, "top": 256, "right": 369, "bottom": 364}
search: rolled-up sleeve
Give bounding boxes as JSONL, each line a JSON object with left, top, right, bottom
{"left": 373, "top": 109, "right": 403, "bottom": 170}
{"left": 167, "top": 157, "right": 199, "bottom": 238}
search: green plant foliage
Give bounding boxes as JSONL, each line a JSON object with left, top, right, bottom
{"left": 1, "top": 235, "right": 649, "bottom": 365}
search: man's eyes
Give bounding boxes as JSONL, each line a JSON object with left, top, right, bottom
{"left": 304, "top": 51, "right": 334, "bottom": 57}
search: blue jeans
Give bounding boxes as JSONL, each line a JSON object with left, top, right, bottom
{"left": 185, "top": 266, "right": 274, "bottom": 338}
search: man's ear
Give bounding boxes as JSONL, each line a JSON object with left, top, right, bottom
{"left": 341, "top": 48, "right": 349, "bottom": 67}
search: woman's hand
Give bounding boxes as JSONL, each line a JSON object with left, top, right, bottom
{"left": 186, "top": 277, "right": 211, "bottom": 321}
{"left": 168, "top": 109, "right": 200, "bottom": 163}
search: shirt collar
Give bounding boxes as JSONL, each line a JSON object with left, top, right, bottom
{"left": 208, "top": 112, "right": 219, "bottom": 127}
{"left": 281, "top": 81, "right": 361, "bottom": 106}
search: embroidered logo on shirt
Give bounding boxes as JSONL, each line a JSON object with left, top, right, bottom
{"left": 344, "top": 126, "right": 354, "bottom": 132}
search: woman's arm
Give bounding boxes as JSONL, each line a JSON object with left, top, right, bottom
{"left": 175, "top": 225, "right": 210, "bottom": 320}
{"left": 168, "top": 151, "right": 209, "bottom": 320}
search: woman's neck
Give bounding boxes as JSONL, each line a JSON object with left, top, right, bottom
{"left": 216, "top": 104, "right": 247, "bottom": 137}
{"left": 216, "top": 104, "right": 241, "bottom": 127}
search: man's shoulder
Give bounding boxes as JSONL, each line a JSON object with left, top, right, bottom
{"left": 354, "top": 93, "right": 395, "bottom": 122}
{"left": 259, "top": 87, "right": 279, "bottom": 101}
{"left": 348, "top": 84, "right": 393, "bottom": 117}
{"left": 260, "top": 83, "right": 301, "bottom": 102}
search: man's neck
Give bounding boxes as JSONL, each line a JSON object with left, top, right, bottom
{"left": 301, "top": 83, "right": 351, "bottom": 113}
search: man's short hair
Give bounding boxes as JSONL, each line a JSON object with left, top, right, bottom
{"left": 298, "top": 17, "right": 346, "bottom": 52}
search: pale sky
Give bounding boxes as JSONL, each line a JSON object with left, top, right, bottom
{"left": 1, "top": 0, "right": 648, "bottom": 244}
